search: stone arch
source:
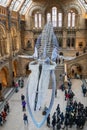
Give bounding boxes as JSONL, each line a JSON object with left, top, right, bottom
{"left": 69, "top": 63, "right": 82, "bottom": 78}
{"left": 0, "top": 67, "right": 9, "bottom": 87}
{"left": 59, "top": 52, "right": 63, "bottom": 56}
{"left": 29, "top": 5, "right": 44, "bottom": 16}
{"left": 65, "top": 3, "right": 82, "bottom": 14}
{"left": 45, "top": 3, "right": 64, "bottom": 12}
{"left": 12, "top": 60, "right": 18, "bottom": 77}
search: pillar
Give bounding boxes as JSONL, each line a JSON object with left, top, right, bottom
{"left": 62, "top": 31, "right": 67, "bottom": 48}
{"left": 63, "top": 12, "right": 67, "bottom": 49}
{"left": 64, "top": 63, "right": 68, "bottom": 88}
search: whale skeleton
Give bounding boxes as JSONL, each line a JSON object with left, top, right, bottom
{"left": 18, "top": 22, "right": 76, "bottom": 128}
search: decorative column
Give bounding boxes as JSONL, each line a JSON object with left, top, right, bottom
{"left": 7, "top": 8, "right": 14, "bottom": 86}
{"left": 18, "top": 14, "right": 22, "bottom": 52}
{"left": 63, "top": 11, "right": 67, "bottom": 49}
{"left": 62, "top": 31, "right": 67, "bottom": 48}
{"left": 64, "top": 63, "right": 68, "bottom": 88}
{"left": 42, "top": 14, "right": 45, "bottom": 28}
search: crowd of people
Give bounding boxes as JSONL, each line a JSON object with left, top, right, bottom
{"left": 46, "top": 79, "right": 87, "bottom": 130}
{"left": 47, "top": 100, "right": 87, "bottom": 130}
{"left": 0, "top": 101, "right": 10, "bottom": 126}
{"left": 0, "top": 76, "right": 87, "bottom": 129}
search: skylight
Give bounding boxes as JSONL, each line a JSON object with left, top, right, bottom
{"left": 0, "top": 0, "right": 32, "bottom": 14}
{"left": 9, "top": 0, "right": 24, "bottom": 11}
{"left": 78, "top": 0, "right": 87, "bottom": 10}
{"left": 20, "top": 0, "right": 32, "bottom": 14}
{"left": 0, "top": 0, "right": 10, "bottom": 7}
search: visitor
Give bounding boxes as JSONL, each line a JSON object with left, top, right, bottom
{"left": 21, "top": 94, "right": 25, "bottom": 101}
{"left": 82, "top": 86, "right": 87, "bottom": 97}
{"left": 18, "top": 79, "right": 21, "bottom": 87}
{"left": 4, "top": 101, "right": 10, "bottom": 114}
{"left": 20, "top": 79, "right": 24, "bottom": 88}
{"left": 1, "top": 110, "right": 7, "bottom": 122}
{"left": 52, "top": 116, "right": 56, "bottom": 130}
{"left": 22, "top": 100, "right": 26, "bottom": 111}
{"left": 56, "top": 121, "right": 61, "bottom": 130}
{"left": 23, "top": 113, "right": 28, "bottom": 125}
{"left": 0, "top": 113, "right": 3, "bottom": 126}
{"left": 15, "top": 82, "right": 19, "bottom": 93}
{"left": 47, "top": 114, "right": 50, "bottom": 127}
{"left": 5, "top": 101, "right": 10, "bottom": 113}
{"left": 55, "top": 89, "right": 57, "bottom": 98}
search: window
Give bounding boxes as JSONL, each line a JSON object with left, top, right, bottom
{"left": 47, "top": 7, "right": 62, "bottom": 27}
{"left": 58, "top": 37, "right": 63, "bottom": 47}
{"left": 68, "top": 13, "right": 71, "bottom": 27}
{"left": 68, "top": 11, "right": 75, "bottom": 27}
{"left": 47, "top": 13, "right": 51, "bottom": 23}
{"left": 67, "top": 37, "right": 75, "bottom": 48}
{"left": 34, "top": 12, "right": 42, "bottom": 28}
{"left": 35, "top": 14, "right": 38, "bottom": 28}
{"left": 72, "top": 13, "right": 75, "bottom": 27}
{"left": 39, "top": 14, "right": 41, "bottom": 28}
{"left": 52, "top": 7, "right": 57, "bottom": 27}
{"left": 71, "top": 38, "right": 75, "bottom": 47}
{"left": 58, "top": 13, "right": 62, "bottom": 27}
{"left": 67, "top": 38, "right": 70, "bottom": 47}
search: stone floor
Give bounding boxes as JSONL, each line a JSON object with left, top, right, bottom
{"left": 0, "top": 78, "right": 87, "bottom": 130}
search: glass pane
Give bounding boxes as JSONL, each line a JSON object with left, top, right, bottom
{"left": 10, "top": 0, "right": 24, "bottom": 11}
{"left": 39, "top": 14, "right": 41, "bottom": 28}
{"left": 58, "top": 13, "right": 62, "bottom": 27}
{"left": 20, "top": 0, "right": 32, "bottom": 14}
{"left": 68, "top": 13, "right": 71, "bottom": 27}
{"left": 0, "top": 0, "right": 9, "bottom": 6}
{"left": 35, "top": 14, "right": 38, "bottom": 28}
{"left": 47, "top": 13, "right": 51, "bottom": 23}
{"left": 52, "top": 7, "right": 57, "bottom": 27}
{"left": 72, "top": 13, "right": 75, "bottom": 27}
{"left": 13, "top": 1, "right": 20, "bottom": 10}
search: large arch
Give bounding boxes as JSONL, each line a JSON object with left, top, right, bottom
{"left": 68, "top": 63, "right": 82, "bottom": 78}
{"left": 29, "top": 5, "right": 44, "bottom": 16}
{"left": 65, "top": 3, "right": 82, "bottom": 14}
{"left": 0, "top": 67, "right": 9, "bottom": 87}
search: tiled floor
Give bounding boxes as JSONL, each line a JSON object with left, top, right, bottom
{"left": 0, "top": 78, "right": 87, "bottom": 130}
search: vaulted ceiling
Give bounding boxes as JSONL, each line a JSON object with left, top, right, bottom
{"left": 0, "top": 0, "right": 87, "bottom": 15}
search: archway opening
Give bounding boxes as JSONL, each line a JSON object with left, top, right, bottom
{"left": 12, "top": 60, "right": 18, "bottom": 77}
{"left": 25, "top": 64, "right": 31, "bottom": 76}
{"left": 70, "top": 64, "right": 82, "bottom": 78}
{"left": 0, "top": 67, "right": 9, "bottom": 87}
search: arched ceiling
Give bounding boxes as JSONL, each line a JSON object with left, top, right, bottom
{"left": 0, "top": 0, "right": 87, "bottom": 15}
{"left": 78, "top": 0, "right": 87, "bottom": 11}
{"left": 0, "top": 0, "right": 32, "bottom": 14}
